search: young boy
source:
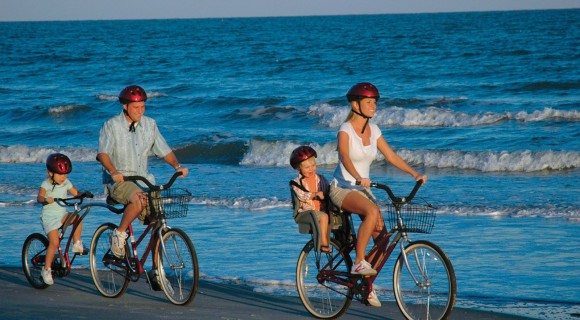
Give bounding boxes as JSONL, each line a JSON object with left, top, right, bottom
{"left": 289, "top": 146, "right": 331, "bottom": 253}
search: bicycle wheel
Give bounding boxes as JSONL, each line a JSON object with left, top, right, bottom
{"left": 90, "top": 223, "right": 130, "bottom": 298}
{"left": 22, "top": 233, "right": 50, "bottom": 289}
{"left": 155, "top": 228, "right": 199, "bottom": 305}
{"left": 296, "top": 239, "right": 353, "bottom": 319}
{"left": 393, "top": 240, "right": 456, "bottom": 320}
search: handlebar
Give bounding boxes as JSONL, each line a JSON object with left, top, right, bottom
{"left": 54, "top": 191, "right": 94, "bottom": 207}
{"left": 124, "top": 171, "right": 184, "bottom": 191}
{"left": 370, "top": 179, "right": 424, "bottom": 204}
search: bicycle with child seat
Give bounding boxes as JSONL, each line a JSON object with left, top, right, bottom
{"left": 89, "top": 172, "right": 198, "bottom": 306}
{"left": 296, "top": 180, "right": 456, "bottom": 319}
{"left": 21, "top": 191, "right": 108, "bottom": 288}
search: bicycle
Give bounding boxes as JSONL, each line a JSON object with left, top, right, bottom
{"left": 296, "top": 180, "right": 457, "bottom": 319}
{"left": 89, "top": 172, "right": 199, "bottom": 306}
{"left": 21, "top": 191, "right": 110, "bottom": 288}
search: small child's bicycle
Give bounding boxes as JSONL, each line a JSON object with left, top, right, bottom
{"left": 296, "top": 180, "right": 457, "bottom": 319}
{"left": 89, "top": 172, "right": 199, "bottom": 306}
{"left": 21, "top": 191, "right": 108, "bottom": 288}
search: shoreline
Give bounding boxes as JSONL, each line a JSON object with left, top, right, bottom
{"left": 1, "top": 267, "right": 537, "bottom": 319}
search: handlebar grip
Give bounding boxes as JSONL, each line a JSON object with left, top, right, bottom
{"left": 405, "top": 179, "right": 424, "bottom": 203}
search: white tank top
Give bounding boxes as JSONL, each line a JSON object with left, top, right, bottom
{"left": 332, "top": 122, "right": 382, "bottom": 190}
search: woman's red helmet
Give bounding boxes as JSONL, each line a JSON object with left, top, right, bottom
{"left": 290, "top": 146, "right": 317, "bottom": 169}
{"left": 119, "top": 85, "right": 147, "bottom": 104}
{"left": 346, "top": 82, "right": 380, "bottom": 102}
{"left": 46, "top": 153, "right": 72, "bottom": 174}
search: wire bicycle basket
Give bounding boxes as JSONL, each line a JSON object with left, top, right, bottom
{"left": 147, "top": 188, "right": 192, "bottom": 219}
{"left": 385, "top": 201, "right": 436, "bottom": 234}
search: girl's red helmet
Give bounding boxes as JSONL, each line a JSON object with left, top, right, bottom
{"left": 119, "top": 85, "right": 147, "bottom": 104}
{"left": 46, "top": 153, "right": 72, "bottom": 174}
{"left": 346, "top": 82, "right": 380, "bottom": 102}
{"left": 290, "top": 146, "right": 317, "bottom": 169}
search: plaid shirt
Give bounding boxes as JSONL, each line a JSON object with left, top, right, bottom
{"left": 98, "top": 112, "right": 173, "bottom": 185}
{"left": 291, "top": 173, "right": 330, "bottom": 213}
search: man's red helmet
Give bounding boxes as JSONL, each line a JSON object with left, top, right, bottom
{"left": 290, "top": 146, "right": 317, "bottom": 169}
{"left": 119, "top": 85, "right": 147, "bottom": 104}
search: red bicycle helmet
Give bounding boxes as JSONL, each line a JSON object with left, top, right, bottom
{"left": 46, "top": 153, "right": 72, "bottom": 174}
{"left": 290, "top": 146, "right": 317, "bottom": 169}
{"left": 119, "top": 85, "right": 147, "bottom": 104}
{"left": 346, "top": 82, "right": 380, "bottom": 102}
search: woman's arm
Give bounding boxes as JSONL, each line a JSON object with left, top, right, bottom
{"left": 377, "top": 136, "right": 427, "bottom": 183}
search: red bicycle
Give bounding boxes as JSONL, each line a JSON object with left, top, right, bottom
{"left": 21, "top": 191, "right": 120, "bottom": 288}
{"left": 89, "top": 172, "right": 198, "bottom": 305}
{"left": 296, "top": 180, "right": 456, "bottom": 319}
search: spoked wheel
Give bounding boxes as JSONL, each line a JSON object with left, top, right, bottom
{"left": 22, "top": 233, "right": 50, "bottom": 289}
{"left": 90, "top": 223, "right": 130, "bottom": 298}
{"left": 393, "top": 240, "right": 456, "bottom": 320}
{"left": 296, "top": 239, "right": 353, "bottom": 319}
{"left": 155, "top": 228, "right": 199, "bottom": 305}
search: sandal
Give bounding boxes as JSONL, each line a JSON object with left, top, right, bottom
{"left": 320, "top": 245, "right": 332, "bottom": 253}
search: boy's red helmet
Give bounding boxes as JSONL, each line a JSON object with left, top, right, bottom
{"left": 119, "top": 85, "right": 147, "bottom": 104}
{"left": 346, "top": 82, "right": 380, "bottom": 102}
{"left": 46, "top": 153, "right": 72, "bottom": 174}
{"left": 290, "top": 146, "right": 317, "bottom": 169}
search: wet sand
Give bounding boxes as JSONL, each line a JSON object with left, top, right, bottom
{"left": 0, "top": 267, "right": 536, "bottom": 319}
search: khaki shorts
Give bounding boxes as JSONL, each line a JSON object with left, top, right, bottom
{"left": 109, "top": 182, "right": 150, "bottom": 222}
{"left": 329, "top": 183, "right": 376, "bottom": 209}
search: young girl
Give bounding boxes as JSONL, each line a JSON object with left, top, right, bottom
{"left": 290, "top": 146, "right": 332, "bottom": 253}
{"left": 37, "top": 153, "right": 85, "bottom": 285}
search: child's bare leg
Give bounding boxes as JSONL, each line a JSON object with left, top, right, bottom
{"left": 319, "top": 213, "right": 330, "bottom": 248}
{"left": 72, "top": 217, "right": 83, "bottom": 243}
{"left": 45, "top": 229, "right": 59, "bottom": 270}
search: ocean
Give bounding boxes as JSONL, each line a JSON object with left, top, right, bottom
{"left": 1, "top": 9, "right": 579, "bottom": 319}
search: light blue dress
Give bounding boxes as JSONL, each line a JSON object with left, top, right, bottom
{"left": 40, "top": 178, "right": 73, "bottom": 234}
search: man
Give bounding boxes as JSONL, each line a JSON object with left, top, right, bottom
{"left": 97, "top": 85, "right": 188, "bottom": 258}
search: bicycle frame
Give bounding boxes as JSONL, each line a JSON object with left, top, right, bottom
{"left": 315, "top": 181, "right": 426, "bottom": 299}
{"left": 122, "top": 219, "right": 171, "bottom": 278}
{"left": 317, "top": 214, "right": 409, "bottom": 296}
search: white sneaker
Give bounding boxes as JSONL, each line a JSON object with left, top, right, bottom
{"left": 367, "top": 287, "right": 382, "bottom": 307}
{"left": 351, "top": 260, "right": 377, "bottom": 276}
{"left": 110, "top": 229, "right": 128, "bottom": 258}
{"left": 72, "top": 240, "right": 86, "bottom": 254}
{"left": 41, "top": 268, "right": 54, "bottom": 285}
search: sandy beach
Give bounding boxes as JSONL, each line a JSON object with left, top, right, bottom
{"left": 0, "top": 267, "right": 536, "bottom": 319}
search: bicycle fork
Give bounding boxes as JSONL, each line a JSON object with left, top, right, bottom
{"left": 399, "top": 239, "right": 431, "bottom": 289}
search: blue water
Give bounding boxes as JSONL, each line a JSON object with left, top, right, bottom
{"left": 1, "top": 9, "right": 579, "bottom": 319}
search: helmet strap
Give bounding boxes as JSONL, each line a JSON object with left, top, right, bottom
{"left": 123, "top": 108, "right": 138, "bottom": 132}
{"left": 351, "top": 101, "right": 371, "bottom": 134}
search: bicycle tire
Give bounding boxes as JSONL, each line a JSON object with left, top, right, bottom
{"left": 296, "top": 239, "right": 353, "bottom": 319}
{"left": 89, "top": 223, "right": 130, "bottom": 298}
{"left": 22, "top": 233, "right": 50, "bottom": 289}
{"left": 154, "top": 228, "right": 199, "bottom": 305}
{"left": 393, "top": 240, "right": 456, "bottom": 320}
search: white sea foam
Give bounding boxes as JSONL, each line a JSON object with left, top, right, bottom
{"left": 0, "top": 145, "right": 96, "bottom": 163}
{"left": 96, "top": 91, "right": 167, "bottom": 101}
{"left": 240, "top": 140, "right": 580, "bottom": 172}
{"left": 309, "top": 104, "right": 580, "bottom": 128}
{"left": 47, "top": 104, "right": 87, "bottom": 114}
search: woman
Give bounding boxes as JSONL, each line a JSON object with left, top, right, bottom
{"left": 329, "top": 82, "right": 427, "bottom": 307}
